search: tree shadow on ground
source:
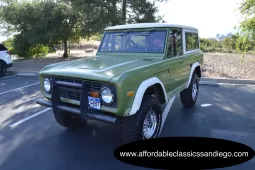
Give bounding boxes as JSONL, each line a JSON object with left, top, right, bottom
{"left": 0, "top": 85, "right": 255, "bottom": 170}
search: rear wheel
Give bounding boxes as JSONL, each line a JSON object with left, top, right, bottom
{"left": 0, "top": 61, "right": 7, "bottom": 77}
{"left": 180, "top": 73, "right": 199, "bottom": 107}
{"left": 122, "top": 95, "right": 162, "bottom": 143}
{"left": 53, "top": 110, "right": 84, "bottom": 129}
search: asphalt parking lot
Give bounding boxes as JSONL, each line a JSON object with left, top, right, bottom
{"left": 0, "top": 74, "right": 255, "bottom": 170}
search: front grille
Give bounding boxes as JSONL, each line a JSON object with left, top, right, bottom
{"left": 59, "top": 86, "right": 81, "bottom": 101}
{"left": 55, "top": 77, "right": 102, "bottom": 101}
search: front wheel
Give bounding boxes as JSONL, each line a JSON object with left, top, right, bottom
{"left": 0, "top": 61, "right": 7, "bottom": 78}
{"left": 180, "top": 73, "right": 199, "bottom": 107}
{"left": 122, "top": 95, "right": 162, "bottom": 144}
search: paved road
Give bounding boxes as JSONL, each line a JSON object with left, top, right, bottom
{"left": 0, "top": 75, "right": 255, "bottom": 170}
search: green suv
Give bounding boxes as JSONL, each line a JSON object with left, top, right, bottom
{"left": 36, "top": 23, "right": 203, "bottom": 143}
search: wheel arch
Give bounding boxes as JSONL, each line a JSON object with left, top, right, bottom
{"left": 0, "top": 59, "right": 7, "bottom": 65}
{"left": 186, "top": 62, "right": 201, "bottom": 88}
{"left": 128, "top": 77, "right": 168, "bottom": 116}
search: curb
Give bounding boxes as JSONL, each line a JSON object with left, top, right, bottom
{"left": 199, "top": 80, "right": 219, "bottom": 86}
{"left": 201, "top": 77, "right": 255, "bottom": 85}
{"left": 7, "top": 70, "right": 38, "bottom": 76}
{"left": 16, "top": 73, "right": 38, "bottom": 76}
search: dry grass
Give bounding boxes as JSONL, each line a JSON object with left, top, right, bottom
{"left": 202, "top": 53, "right": 255, "bottom": 80}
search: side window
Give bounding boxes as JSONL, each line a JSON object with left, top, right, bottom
{"left": 167, "top": 29, "right": 182, "bottom": 57}
{"left": 185, "top": 32, "right": 199, "bottom": 51}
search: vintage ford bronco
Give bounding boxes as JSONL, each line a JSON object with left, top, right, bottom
{"left": 36, "top": 23, "right": 203, "bottom": 143}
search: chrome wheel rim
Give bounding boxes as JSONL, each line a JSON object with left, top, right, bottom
{"left": 143, "top": 109, "right": 158, "bottom": 139}
{"left": 192, "top": 80, "right": 198, "bottom": 100}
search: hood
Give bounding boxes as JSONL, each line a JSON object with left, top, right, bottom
{"left": 40, "top": 55, "right": 159, "bottom": 82}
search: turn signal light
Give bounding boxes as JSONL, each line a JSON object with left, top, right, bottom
{"left": 127, "top": 91, "right": 134, "bottom": 97}
{"left": 90, "top": 91, "right": 100, "bottom": 98}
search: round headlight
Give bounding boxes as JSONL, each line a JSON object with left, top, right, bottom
{"left": 100, "top": 87, "right": 114, "bottom": 104}
{"left": 43, "top": 78, "right": 51, "bottom": 92}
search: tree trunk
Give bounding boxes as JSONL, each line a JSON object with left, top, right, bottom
{"left": 63, "top": 39, "right": 68, "bottom": 58}
{"left": 122, "top": 0, "right": 126, "bottom": 24}
{"left": 111, "top": 0, "right": 117, "bottom": 25}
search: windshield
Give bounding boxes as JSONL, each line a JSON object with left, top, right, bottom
{"left": 98, "top": 30, "right": 167, "bottom": 53}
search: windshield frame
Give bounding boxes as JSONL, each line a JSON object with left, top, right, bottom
{"left": 97, "top": 28, "right": 169, "bottom": 55}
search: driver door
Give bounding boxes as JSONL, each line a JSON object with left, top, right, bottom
{"left": 164, "top": 29, "right": 186, "bottom": 97}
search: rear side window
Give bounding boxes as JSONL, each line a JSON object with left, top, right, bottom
{"left": 185, "top": 32, "right": 199, "bottom": 51}
{"left": 0, "top": 44, "right": 8, "bottom": 51}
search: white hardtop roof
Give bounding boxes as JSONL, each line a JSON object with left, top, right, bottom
{"left": 105, "top": 23, "right": 198, "bottom": 31}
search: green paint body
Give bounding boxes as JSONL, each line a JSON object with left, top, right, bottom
{"left": 38, "top": 27, "right": 203, "bottom": 117}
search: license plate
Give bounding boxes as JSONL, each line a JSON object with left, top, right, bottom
{"left": 88, "top": 96, "right": 100, "bottom": 110}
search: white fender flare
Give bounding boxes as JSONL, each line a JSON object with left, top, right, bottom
{"left": 128, "top": 77, "right": 168, "bottom": 116}
{"left": 186, "top": 62, "right": 201, "bottom": 88}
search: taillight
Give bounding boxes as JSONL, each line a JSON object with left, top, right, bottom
{"left": 7, "top": 51, "right": 11, "bottom": 55}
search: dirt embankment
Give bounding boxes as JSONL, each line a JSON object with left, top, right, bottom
{"left": 202, "top": 53, "right": 255, "bottom": 80}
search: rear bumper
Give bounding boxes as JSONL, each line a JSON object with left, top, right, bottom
{"left": 36, "top": 98, "right": 121, "bottom": 124}
{"left": 6, "top": 63, "right": 13, "bottom": 68}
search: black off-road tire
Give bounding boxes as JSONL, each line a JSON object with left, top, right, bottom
{"left": 53, "top": 110, "right": 84, "bottom": 129}
{"left": 122, "top": 95, "right": 162, "bottom": 144}
{"left": 180, "top": 73, "right": 199, "bottom": 108}
{"left": 0, "top": 61, "right": 7, "bottom": 78}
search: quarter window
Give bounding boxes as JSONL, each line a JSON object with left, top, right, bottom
{"left": 185, "top": 32, "right": 199, "bottom": 51}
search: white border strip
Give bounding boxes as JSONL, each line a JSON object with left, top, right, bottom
{"left": 186, "top": 62, "right": 200, "bottom": 88}
{"left": 129, "top": 77, "right": 168, "bottom": 116}
{"left": 9, "top": 108, "right": 52, "bottom": 128}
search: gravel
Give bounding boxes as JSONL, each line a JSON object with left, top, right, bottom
{"left": 202, "top": 53, "right": 255, "bottom": 80}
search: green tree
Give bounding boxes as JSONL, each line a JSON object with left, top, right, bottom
{"left": 1, "top": 0, "right": 83, "bottom": 58}
{"left": 63, "top": 0, "right": 168, "bottom": 36}
{"left": 238, "top": 0, "right": 255, "bottom": 52}
{"left": 223, "top": 37, "right": 233, "bottom": 50}
{"left": 235, "top": 33, "right": 250, "bottom": 58}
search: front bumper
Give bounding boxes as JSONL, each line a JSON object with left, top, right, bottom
{"left": 36, "top": 78, "right": 121, "bottom": 125}
{"left": 6, "top": 63, "right": 13, "bottom": 68}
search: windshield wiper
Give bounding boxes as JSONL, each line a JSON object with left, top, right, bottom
{"left": 135, "top": 28, "right": 156, "bottom": 36}
{"left": 115, "top": 29, "right": 132, "bottom": 36}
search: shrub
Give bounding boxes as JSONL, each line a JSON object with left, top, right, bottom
{"left": 12, "top": 34, "right": 31, "bottom": 58}
{"left": 90, "top": 33, "right": 103, "bottom": 41}
{"left": 12, "top": 34, "right": 49, "bottom": 58}
{"left": 215, "top": 48, "right": 222, "bottom": 52}
{"left": 204, "top": 47, "right": 216, "bottom": 53}
{"left": 3, "top": 38, "right": 14, "bottom": 51}
{"left": 28, "top": 44, "right": 49, "bottom": 58}
{"left": 200, "top": 45, "right": 205, "bottom": 51}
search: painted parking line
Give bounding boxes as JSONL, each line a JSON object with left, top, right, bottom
{"left": 159, "top": 96, "right": 176, "bottom": 134}
{"left": 0, "top": 75, "right": 16, "bottom": 80}
{"left": 9, "top": 108, "right": 52, "bottom": 128}
{"left": 0, "top": 82, "right": 39, "bottom": 95}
